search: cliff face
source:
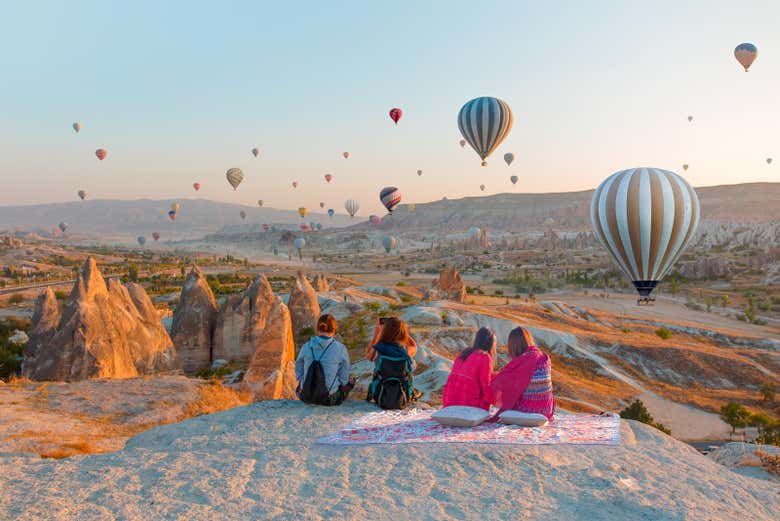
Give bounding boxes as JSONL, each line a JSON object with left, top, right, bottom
{"left": 170, "top": 266, "right": 218, "bottom": 374}
{"left": 22, "top": 258, "right": 178, "bottom": 381}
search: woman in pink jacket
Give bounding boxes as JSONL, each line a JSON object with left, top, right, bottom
{"left": 441, "top": 327, "right": 496, "bottom": 410}
{"left": 491, "top": 327, "right": 555, "bottom": 419}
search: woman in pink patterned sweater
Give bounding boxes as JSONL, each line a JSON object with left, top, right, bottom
{"left": 491, "top": 327, "right": 555, "bottom": 419}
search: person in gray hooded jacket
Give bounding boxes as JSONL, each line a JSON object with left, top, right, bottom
{"left": 295, "top": 314, "right": 354, "bottom": 405}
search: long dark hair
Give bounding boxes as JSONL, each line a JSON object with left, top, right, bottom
{"left": 376, "top": 317, "right": 410, "bottom": 346}
{"left": 507, "top": 327, "right": 535, "bottom": 358}
{"left": 458, "top": 327, "right": 496, "bottom": 368}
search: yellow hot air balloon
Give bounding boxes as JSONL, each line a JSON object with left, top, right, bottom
{"left": 170, "top": 202, "right": 181, "bottom": 212}
{"left": 298, "top": 206, "right": 308, "bottom": 218}
{"left": 226, "top": 168, "right": 244, "bottom": 190}
{"left": 408, "top": 204, "right": 416, "bottom": 213}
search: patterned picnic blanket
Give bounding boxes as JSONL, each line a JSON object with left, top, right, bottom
{"left": 317, "top": 409, "right": 621, "bottom": 446}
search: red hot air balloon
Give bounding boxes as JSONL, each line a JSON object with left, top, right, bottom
{"left": 263, "top": 224, "right": 271, "bottom": 231}
{"left": 292, "top": 181, "right": 298, "bottom": 188}
{"left": 299, "top": 223, "right": 310, "bottom": 231}
{"left": 343, "top": 152, "right": 349, "bottom": 159}
{"left": 389, "top": 108, "right": 403, "bottom": 125}
{"left": 152, "top": 232, "right": 161, "bottom": 241}
{"left": 324, "top": 174, "right": 333, "bottom": 183}
{"left": 193, "top": 182, "right": 201, "bottom": 191}
{"left": 95, "top": 149, "right": 107, "bottom": 161}
{"left": 369, "top": 215, "right": 381, "bottom": 226}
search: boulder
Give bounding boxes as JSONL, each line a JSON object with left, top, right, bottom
{"left": 22, "top": 257, "right": 178, "bottom": 381}
{"left": 170, "top": 266, "right": 218, "bottom": 374}
{"left": 240, "top": 296, "right": 297, "bottom": 400}
{"left": 424, "top": 266, "right": 467, "bottom": 303}
{"left": 212, "top": 274, "right": 276, "bottom": 366}
{"left": 287, "top": 271, "right": 321, "bottom": 336}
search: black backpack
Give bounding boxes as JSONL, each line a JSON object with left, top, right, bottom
{"left": 367, "top": 355, "right": 413, "bottom": 410}
{"left": 299, "top": 339, "right": 335, "bottom": 405}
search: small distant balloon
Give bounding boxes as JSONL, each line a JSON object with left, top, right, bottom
{"left": 137, "top": 236, "right": 146, "bottom": 246}
{"left": 72, "top": 122, "right": 82, "bottom": 133}
{"left": 480, "top": 184, "right": 486, "bottom": 191}
{"left": 459, "top": 139, "right": 466, "bottom": 148}
{"left": 168, "top": 210, "right": 177, "bottom": 222}
{"left": 319, "top": 202, "right": 325, "bottom": 209}
{"left": 767, "top": 158, "right": 773, "bottom": 164}
{"left": 170, "top": 202, "right": 180, "bottom": 213}
{"left": 152, "top": 232, "right": 160, "bottom": 241}
{"left": 369, "top": 214, "right": 381, "bottom": 226}
{"left": 77, "top": 190, "right": 87, "bottom": 200}
{"left": 504, "top": 152, "right": 515, "bottom": 166}
{"left": 389, "top": 107, "right": 403, "bottom": 125}
{"left": 240, "top": 210, "right": 247, "bottom": 220}
{"left": 734, "top": 43, "right": 758, "bottom": 72}
{"left": 324, "top": 174, "right": 333, "bottom": 183}
{"left": 294, "top": 237, "right": 306, "bottom": 250}
{"left": 193, "top": 182, "right": 201, "bottom": 192}
{"left": 257, "top": 200, "right": 263, "bottom": 207}
{"left": 252, "top": 147, "right": 260, "bottom": 158}
{"left": 327, "top": 208, "right": 335, "bottom": 218}
{"left": 687, "top": 115, "right": 693, "bottom": 122}
{"left": 299, "top": 224, "right": 310, "bottom": 232}
{"left": 382, "top": 235, "right": 397, "bottom": 254}
{"left": 262, "top": 223, "right": 271, "bottom": 231}
{"left": 58, "top": 222, "right": 68, "bottom": 233}
{"left": 298, "top": 207, "right": 308, "bottom": 218}
{"left": 226, "top": 168, "right": 244, "bottom": 190}
{"left": 343, "top": 152, "right": 349, "bottom": 159}
{"left": 292, "top": 181, "right": 298, "bottom": 188}
{"left": 417, "top": 169, "right": 423, "bottom": 176}
{"left": 510, "top": 175, "right": 519, "bottom": 185}
{"left": 683, "top": 164, "right": 689, "bottom": 171}
{"left": 408, "top": 204, "right": 416, "bottom": 213}
{"left": 95, "top": 149, "right": 107, "bottom": 161}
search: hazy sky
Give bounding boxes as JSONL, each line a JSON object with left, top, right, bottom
{"left": 1, "top": 1, "right": 778, "bottom": 214}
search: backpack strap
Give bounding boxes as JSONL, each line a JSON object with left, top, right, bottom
{"left": 311, "top": 337, "right": 336, "bottom": 362}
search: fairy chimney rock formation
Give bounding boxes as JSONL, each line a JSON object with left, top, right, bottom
{"left": 287, "top": 271, "right": 321, "bottom": 335}
{"left": 240, "top": 296, "right": 298, "bottom": 400}
{"left": 21, "top": 257, "right": 178, "bottom": 381}
{"left": 424, "top": 266, "right": 467, "bottom": 303}
{"left": 213, "top": 274, "right": 276, "bottom": 366}
{"left": 312, "top": 273, "right": 330, "bottom": 291}
{"left": 170, "top": 266, "right": 218, "bottom": 374}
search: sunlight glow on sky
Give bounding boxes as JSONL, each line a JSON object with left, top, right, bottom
{"left": 0, "top": 1, "right": 778, "bottom": 214}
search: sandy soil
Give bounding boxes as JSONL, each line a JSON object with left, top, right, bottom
{"left": 0, "top": 400, "right": 777, "bottom": 521}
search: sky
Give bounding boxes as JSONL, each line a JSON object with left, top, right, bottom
{"left": 1, "top": 1, "right": 778, "bottom": 215}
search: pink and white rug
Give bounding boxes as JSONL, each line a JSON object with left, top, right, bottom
{"left": 317, "top": 409, "right": 621, "bottom": 446}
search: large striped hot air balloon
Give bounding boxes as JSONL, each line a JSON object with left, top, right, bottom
{"left": 734, "top": 43, "right": 758, "bottom": 72}
{"left": 226, "top": 168, "right": 244, "bottom": 190}
{"left": 379, "top": 186, "right": 402, "bottom": 213}
{"left": 458, "top": 96, "right": 513, "bottom": 166}
{"left": 344, "top": 199, "right": 360, "bottom": 218}
{"left": 590, "top": 167, "right": 700, "bottom": 304}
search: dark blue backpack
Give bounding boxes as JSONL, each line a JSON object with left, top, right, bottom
{"left": 367, "top": 355, "right": 414, "bottom": 410}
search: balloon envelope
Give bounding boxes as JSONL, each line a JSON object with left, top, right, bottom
{"left": 193, "top": 182, "right": 201, "bottom": 191}
{"left": 767, "top": 158, "right": 772, "bottom": 164}
{"left": 152, "top": 232, "right": 160, "bottom": 241}
{"left": 168, "top": 210, "right": 176, "bottom": 221}
{"left": 137, "top": 236, "right": 146, "bottom": 246}
{"left": 510, "top": 175, "right": 519, "bottom": 185}
{"left": 226, "top": 168, "right": 244, "bottom": 190}
{"left": 379, "top": 186, "right": 402, "bottom": 213}
{"left": 319, "top": 202, "right": 325, "bottom": 209}
{"left": 480, "top": 184, "right": 485, "bottom": 191}
{"left": 458, "top": 97, "right": 513, "bottom": 166}
{"left": 95, "top": 149, "right": 107, "bottom": 161}
{"left": 298, "top": 207, "right": 308, "bottom": 218}
{"left": 389, "top": 107, "right": 402, "bottom": 124}
{"left": 292, "top": 181, "right": 298, "bottom": 188}
{"left": 590, "top": 167, "right": 700, "bottom": 299}
{"left": 504, "top": 152, "right": 515, "bottom": 166}
{"left": 734, "top": 43, "right": 758, "bottom": 71}
{"left": 382, "top": 235, "right": 397, "bottom": 253}
{"left": 257, "top": 200, "right": 263, "bottom": 207}
{"left": 459, "top": 139, "right": 466, "bottom": 148}
{"left": 324, "top": 174, "right": 333, "bottom": 183}
{"left": 345, "top": 199, "right": 360, "bottom": 217}
{"left": 170, "top": 203, "right": 180, "bottom": 212}
{"left": 417, "top": 169, "right": 422, "bottom": 176}
{"left": 294, "top": 237, "right": 306, "bottom": 250}
{"left": 72, "top": 122, "right": 81, "bottom": 133}
{"left": 252, "top": 148, "right": 260, "bottom": 158}
{"left": 240, "top": 210, "right": 247, "bottom": 220}
{"left": 77, "top": 190, "right": 87, "bottom": 200}
{"left": 687, "top": 115, "right": 693, "bottom": 122}
{"left": 328, "top": 208, "right": 335, "bottom": 218}
{"left": 58, "top": 222, "right": 68, "bottom": 233}
{"left": 369, "top": 214, "right": 381, "bottom": 226}
{"left": 343, "top": 152, "right": 349, "bottom": 159}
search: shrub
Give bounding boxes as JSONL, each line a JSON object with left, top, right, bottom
{"left": 719, "top": 402, "right": 751, "bottom": 439}
{"left": 619, "top": 400, "right": 671, "bottom": 435}
{"left": 54, "top": 290, "right": 69, "bottom": 301}
{"left": 8, "top": 294, "right": 23, "bottom": 305}
{"left": 655, "top": 327, "right": 672, "bottom": 340}
{"left": 760, "top": 382, "right": 776, "bottom": 403}
{"left": 395, "top": 281, "right": 407, "bottom": 287}
{"left": 756, "top": 450, "right": 780, "bottom": 475}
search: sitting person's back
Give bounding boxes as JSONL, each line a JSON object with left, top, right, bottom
{"left": 491, "top": 327, "right": 555, "bottom": 419}
{"left": 366, "top": 317, "right": 416, "bottom": 409}
{"left": 442, "top": 327, "right": 496, "bottom": 410}
{"left": 295, "top": 314, "right": 354, "bottom": 405}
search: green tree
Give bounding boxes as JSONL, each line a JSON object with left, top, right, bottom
{"left": 668, "top": 279, "right": 680, "bottom": 297}
{"left": 760, "top": 382, "right": 776, "bottom": 403}
{"left": 720, "top": 294, "right": 729, "bottom": 308}
{"left": 619, "top": 400, "right": 671, "bottom": 435}
{"left": 719, "top": 402, "right": 751, "bottom": 439}
{"left": 127, "top": 262, "right": 139, "bottom": 283}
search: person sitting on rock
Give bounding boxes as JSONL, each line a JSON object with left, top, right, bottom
{"left": 366, "top": 316, "right": 418, "bottom": 361}
{"left": 490, "top": 327, "right": 555, "bottom": 419}
{"left": 365, "top": 317, "right": 420, "bottom": 408}
{"left": 441, "top": 327, "right": 496, "bottom": 411}
{"left": 295, "top": 314, "right": 354, "bottom": 406}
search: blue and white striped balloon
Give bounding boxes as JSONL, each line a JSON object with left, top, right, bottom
{"left": 458, "top": 96, "right": 514, "bottom": 166}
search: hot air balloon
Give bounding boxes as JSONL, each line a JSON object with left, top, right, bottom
{"left": 294, "top": 237, "right": 306, "bottom": 258}
{"left": 382, "top": 235, "right": 397, "bottom": 254}
{"left": 734, "top": 43, "right": 758, "bottom": 72}
{"left": 389, "top": 107, "right": 402, "bottom": 125}
{"left": 137, "top": 236, "right": 146, "bottom": 246}
{"left": 343, "top": 152, "right": 349, "bottom": 159}
{"left": 262, "top": 224, "right": 271, "bottom": 231}
{"left": 77, "top": 190, "right": 87, "bottom": 200}
{"left": 379, "top": 186, "right": 402, "bottom": 213}
{"left": 480, "top": 184, "right": 486, "bottom": 191}
{"left": 298, "top": 207, "right": 308, "bottom": 218}
{"left": 324, "top": 174, "right": 333, "bottom": 183}
{"left": 95, "top": 149, "right": 107, "bottom": 161}
{"left": 240, "top": 210, "right": 247, "bottom": 220}
{"left": 257, "top": 200, "right": 263, "bottom": 207}
{"left": 468, "top": 226, "right": 481, "bottom": 239}
{"left": 193, "top": 182, "right": 201, "bottom": 191}
{"left": 170, "top": 202, "right": 180, "bottom": 213}
{"left": 682, "top": 164, "right": 689, "bottom": 171}
{"left": 767, "top": 158, "right": 772, "bottom": 164}
{"left": 58, "top": 222, "right": 68, "bottom": 233}
{"left": 345, "top": 199, "right": 360, "bottom": 218}
{"left": 72, "top": 122, "right": 82, "bottom": 133}
{"left": 459, "top": 139, "right": 466, "bottom": 148}
{"left": 591, "top": 167, "right": 700, "bottom": 304}
{"left": 417, "top": 169, "right": 423, "bottom": 176}
{"left": 687, "top": 115, "right": 693, "bottom": 123}
{"left": 252, "top": 148, "right": 260, "bottom": 158}
{"left": 152, "top": 232, "right": 160, "bottom": 241}
{"left": 504, "top": 152, "right": 515, "bottom": 166}
{"left": 316, "top": 223, "right": 322, "bottom": 231}
{"left": 407, "top": 204, "right": 416, "bottom": 213}
{"left": 510, "top": 175, "right": 519, "bottom": 185}
{"left": 299, "top": 223, "right": 310, "bottom": 231}
{"left": 319, "top": 202, "right": 325, "bottom": 209}
{"left": 226, "top": 168, "right": 244, "bottom": 190}
{"left": 458, "top": 97, "right": 513, "bottom": 166}
{"left": 369, "top": 214, "right": 381, "bottom": 226}
{"left": 327, "top": 208, "right": 335, "bottom": 218}
{"left": 292, "top": 181, "right": 298, "bottom": 188}
{"left": 168, "top": 210, "right": 177, "bottom": 222}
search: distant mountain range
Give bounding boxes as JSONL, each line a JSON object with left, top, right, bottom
{"left": 1, "top": 183, "right": 777, "bottom": 240}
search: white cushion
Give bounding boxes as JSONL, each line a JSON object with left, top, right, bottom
{"left": 498, "top": 410, "right": 549, "bottom": 427}
{"left": 431, "top": 406, "right": 491, "bottom": 427}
